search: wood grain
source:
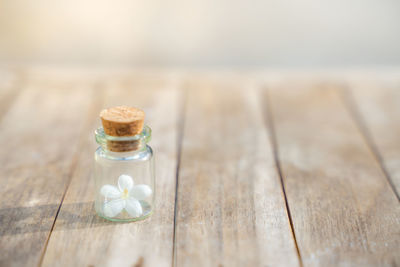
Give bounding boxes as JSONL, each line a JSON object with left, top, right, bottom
{"left": 41, "top": 74, "right": 181, "bottom": 267}
{"left": 266, "top": 84, "right": 400, "bottom": 266}
{"left": 345, "top": 81, "right": 400, "bottom": 199}
{"left": 174, "top": 80, "right": 299, "bottom": 267}
{"left": 0, "top": 76, "right": 95, "bottom": 266}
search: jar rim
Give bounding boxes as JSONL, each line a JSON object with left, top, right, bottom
{"left": 95, "top": 125, "right": 152, "bottom": 147}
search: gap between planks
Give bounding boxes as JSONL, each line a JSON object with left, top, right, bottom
{"left": 263, "top": 87, "right": 304, "bottom": 267}
{"left": 171, "top": 86, "right": 187, "bottom": 267}
{"left": 37, "top": 82, "right": 105, "bottom": 267}
{"left": 339, "top": 85, "right": 400, "bottom": 202}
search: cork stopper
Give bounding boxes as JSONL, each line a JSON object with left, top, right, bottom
{"left": 100, "top": 106, "right": 145, "bottom": 136}
{"left": 100, "top": 106, "right": 145, "bottom": 152}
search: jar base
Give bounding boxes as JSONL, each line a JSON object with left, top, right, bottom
{"left": 97, "top": 209, "right": 153, "bottom": 222}
{"left": 95, "top": 201, "right": 153, "bottom": 222}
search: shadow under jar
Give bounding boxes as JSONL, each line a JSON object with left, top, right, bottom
{"left": 94, "top": 125, "right": 155, "bottom": 222}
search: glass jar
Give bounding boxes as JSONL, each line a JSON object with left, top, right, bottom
{"left": 94, "top": 125, "right": 155, "bottom": 222}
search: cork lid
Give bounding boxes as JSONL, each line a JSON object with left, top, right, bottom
{"left": 100, "top": 106, "right": 145, "bottom": 137}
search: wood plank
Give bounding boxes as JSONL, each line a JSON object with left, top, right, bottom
{"left": 0, "top": 68, "right": 24, "bottom": 120}
{"left": 266, "top": 84, "right": 400, "bottom": 266}
{"left": 174, "top": 80, "right": 299, "bottom": 267}
{"left": 0, "top": 75, "right": 96, "bottom": 266}
{"left": 41, "top": 74, "right": 180, "bottom": 267}
{"left": 345, "top": 80, "right": 400, "bottom": 199}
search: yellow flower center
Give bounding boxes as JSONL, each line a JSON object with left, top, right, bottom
{"left": 122, "top": 188, "right": 129, "bottom": 199}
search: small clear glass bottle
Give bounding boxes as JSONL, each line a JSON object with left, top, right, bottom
{"left": 94, "top": 125, "right": 155, "bottom": 222}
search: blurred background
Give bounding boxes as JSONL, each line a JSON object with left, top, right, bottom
{"left": 0, "top": 0, "right": 399, "bottom": 68}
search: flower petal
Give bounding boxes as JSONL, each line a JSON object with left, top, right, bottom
{"left": 100, "top": 185, "right": 121, "bottom": 199}
{"left": 103, "top": 199, "right": 126, "bottom": 218}
{"left": 125, "top": 198, "right": 143, "bottom": 217}
{"left": 118, "top": 174, "right": 134, "bottom": 192}
{"left": 130, "top": 185, "right": 152, "bottom": 200}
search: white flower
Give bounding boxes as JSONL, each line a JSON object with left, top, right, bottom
{"left": 100, "top": 174, "right": 152, "bottom": 218}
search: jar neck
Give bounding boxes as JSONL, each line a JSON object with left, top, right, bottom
{"left": 95, "top": 126, "right": 151, "bottom": 153}
{"left": 97, "top": 144, "right": 151, "bottom": 161}
{"left": 104, "top": 139, "right": 145, "bottom": 152}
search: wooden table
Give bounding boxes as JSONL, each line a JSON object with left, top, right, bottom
{"left": 0, "top": 67, "right": 399, "bottom": 267}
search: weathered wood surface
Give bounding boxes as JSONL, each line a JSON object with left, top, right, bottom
{"left": 0, "top": 68, "right": 399, "bottom": 267}
{"left": 41, "top": 75, "right": 181, "bottom": 267}
{"left": 174, "top": 80, "right": 299, "bottom": 266}
{"left": 0, "top": 68, "right": 23, "bottom": 121}
{"left": 266, "top": 84, "right": 400, "bottom": 266}
{"left": 346, "top": 80, "right": 400, "bottom": 199}
{"left": 0, "top": 71, "right": 95, "bottom": 266}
